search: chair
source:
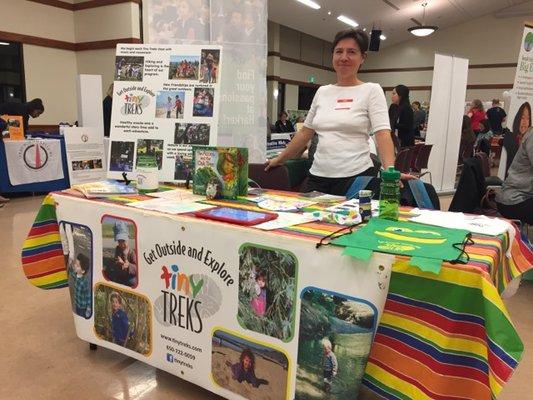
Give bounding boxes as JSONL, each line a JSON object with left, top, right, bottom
{"left": 248, "top": 163, "right": 292, "bottom": 191}
{"left": 409, "top": 143, "right": 424, "bottom": 171}
{"left": 412, "top": 144, "right": 433, "bottom": 183}
{"left": 475, "top": 152, "right": 503, "bottom": 186}
{"left": 394, "top": 147, "right": 415, "bottom": 173}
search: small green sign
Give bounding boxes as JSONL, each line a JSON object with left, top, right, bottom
{"left": 308, "top": 76, "right": 316, "bottom": 84}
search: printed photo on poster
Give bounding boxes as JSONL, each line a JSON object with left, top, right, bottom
{"left": 169, "top": 55, "right": 200, "bottom": 80}
{"left": 193, "top": 88, "right": 214, "bottom": 117}
{"left": 200, "top": 49, "right": 220, "bottom": 83}
{"left": 136, "top": 139, "right": 164, "bottom": 170}
{"left": 94, "top": 283, "right": 152, "bottom": 355}
{"left": 72, "top": 159, "right": 103, "bottom": 171}
{"left": 512, "top": 101, "right": 531, "bottom": 137}
{"left": 174, "top": 123, "right": 210, "bottom": 145}
{"left": 295, "top": 287, "right": 376, "bottom": 399}
{"left": 238, "top": 244, "right": 297, "bottom": 342}
{"left": 60, "top": 222, "right": 93, "bottom": 319}
{"left": 101, "top": 215, "right": 138, "bottom": 288}
{"left": 115, "top": 56, "right": 144, "bottom": 81}
{"left": 212, "top": 329, "right": 289, "bottom": 400}
{"left": 174, "top": 151, "right": 192, "bottom": 180}
{"left": 109, "top": 141, "right": 135, "bottom": 172}
{"left": 155, "top": 91, "right": 185, "bottom": 119}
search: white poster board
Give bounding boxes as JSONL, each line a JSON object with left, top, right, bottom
{"left": 63, "top": 127, "right": 105, "bottom": 185}
{"left": 77, "top": 75, "right": 104, "bottom": 138}
{"left": 425, "top": 54, "right": 469, "bottom": 193}
{"left": 54, "top": 194, "right": 393, "bottom": 400}
{"left": 499, "top": 24, "right": 533, "bottom": 178}
{"left": 108, "top": 44, "right": 222, "bottom": 182}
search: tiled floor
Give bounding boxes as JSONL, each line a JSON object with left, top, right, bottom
{"left": 1, "top": 196, "right": 531, "bottom": 399}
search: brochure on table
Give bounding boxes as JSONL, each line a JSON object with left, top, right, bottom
{"left": 1, "top": 115, "right": 24, "bottom": 140}
{"left": 64, "top": 127, "right": 105, "bottom": 185}
{"left": 108, "top": 44, "right": 222, "bottom": 182}
{"left": 55, "top": 194, "right": 394, "bottom": 400}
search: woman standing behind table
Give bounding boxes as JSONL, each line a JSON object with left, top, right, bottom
{"left": 266, "top": 28, "right": 414, "bottom": 195}
{"left": 467, "top": 99, "right": 486, "bottom": 134}
{"left": 391, "top": 85, "right": 414, "bottom": 147}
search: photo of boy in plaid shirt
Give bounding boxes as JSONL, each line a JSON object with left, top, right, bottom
{"left": 70, "top": 253, "right": 91, "bottom": 318}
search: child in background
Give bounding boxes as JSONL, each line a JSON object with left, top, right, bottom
{"left": 109, "top": 220, "right": 137, "bottom": 287}
{"left": 166, "top": 97, "right": 173, "bottom": 118}
{"left": 226, "top": 348, "right": 268, "bottom": 388}
{"left": 110, "top": 292, "right": 129, "bottom": 346}
{"left": 70, "top": 253, "right": 91, "bottom": 317}
{"left": 322, "top": 338, "right": 338, "bottom": 393}
{"left": 250, "top": 270, "right": 267, "bottom": 317}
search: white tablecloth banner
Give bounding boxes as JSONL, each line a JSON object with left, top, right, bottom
{"left": 4, "top": 139, "right": 64, "bottom": 185}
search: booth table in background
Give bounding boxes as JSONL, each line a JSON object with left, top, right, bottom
{"left": 0, "top": 133, "right": 69, "bottom": 193}
{"left": 21, "top": 192, "right": 533, "bottom": 400}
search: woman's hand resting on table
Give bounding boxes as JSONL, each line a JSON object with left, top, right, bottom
{"left": 264, "top": 156, "right": 283, "bottom": 171}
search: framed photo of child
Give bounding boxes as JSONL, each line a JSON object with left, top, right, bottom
{"left": 101, "top": 215, "right": 138, "bottom": 288}
{"left": 237, "top": 244, "right": 297, "bottom": 342}
{"left": 59, "top": 221, "right": 93, "bottom": 319}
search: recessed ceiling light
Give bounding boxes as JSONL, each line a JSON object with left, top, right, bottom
{"left": 363, "top": 28, "right": 367, "bottom": 31}
{"left": 327, "top": 10, "right": 331, "bottom": 15}
{"left": 380, "top": 34, "right": 387, "bottom": 40}
{"left": 295, "top": 0, "right": 321, "bottom": 10}
{"left": 337, "top": 15, "right": 358, "bottom": 27}
{"left": 0, "top": 42, "right": 10, "bottom": 46}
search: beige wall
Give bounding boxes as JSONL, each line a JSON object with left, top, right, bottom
{"left": 76, "top": 49, "right": 117, "bottom": 97}
{"left": 23, "top": 45, "right": 78, "bottom": 125}
{"left": 285, "top": 84, "right": 299, "bottom": 111}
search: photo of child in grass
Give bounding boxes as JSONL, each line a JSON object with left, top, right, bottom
{"left": 295, "top": 288, "right": 376, "bottom": 399}
{"left": 238, "top": 245, "right": 297, "bottom": 342}
{"left": 101, "top": 216, "right": 137, "bottom": 288}
{"left": 60, "top": 222, "right": 92, "bottom": 319}
{"left": 94, "top": 284, "right": 151, "bottom": 355}
{"left": 212, "top": 329, "right": 288, "bottom": 400}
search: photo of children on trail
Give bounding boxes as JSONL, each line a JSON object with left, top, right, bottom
{"left": 199, "top": 49, "right": 219, "bottom": 83}
{"left": 136, "top": 139, "right": 164, "bottom": 170}
{"left": 114, "top": 56, "right": 144, "bottom": 81}
{"left": 169, "top": 55, "right": 200, "bottom": 80}
{"left": 101, "top": 216, "right": 138, "bottom": 288}
{"left": 211, "top": 329, "right": 288, "bottom": 400}
{"left": 238, "top": 245, "right": 297, "bottom": 342}
{"left": 94, "top": 283, "right": 151, "bottom": 355}
{"left": 295, "top": 288, "right": 376, "bottom": 399}
{"left": 155, "top": 91, "right": 185, "bottom": 119}
{"left": 60, "top": 222, "right": 92, "bottom": 319}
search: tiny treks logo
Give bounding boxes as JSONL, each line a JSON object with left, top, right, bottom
{"left": 121, "top": 94, "right": 150, "bottom": 115}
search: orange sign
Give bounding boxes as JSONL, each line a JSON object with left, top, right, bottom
{"left": 1, "top": 114, "right": 24, "bottom": 140}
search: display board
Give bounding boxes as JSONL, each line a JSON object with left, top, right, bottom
{"left": 425, "top": 53, "right": 469, "bottom": 192}
{"left": 64, "top": 127, "right": 105, "bottom": 185}
{"left": 142, "top": 0, "right": 268, "bottom": 163}
{"left": 54, "top": 194, "right": 394, "bottom": 400}
{"left": 108, "top": 44, "right": 222, "bottom": 182}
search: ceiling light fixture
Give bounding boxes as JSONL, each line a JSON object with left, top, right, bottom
{"left": 380, "top": 34, "right": 387, "bottom": 40}
{"left": 408, "top": 2, "right": 438, "bottom": 37}
{"left": 0, "top": 42, "right": 10, "bottom": 46}
{"left": 337, "top": 15, "right": 358, "bottom": 27}
{"left": 327, "top": 10, "right": 332, "bottom": 15}
{"left": 295, "top": 0, "right": 321, "bottom": 10}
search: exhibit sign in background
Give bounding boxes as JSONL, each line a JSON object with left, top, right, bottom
{"left": 143, "top": 0, "right": 268, "bottom": 163}
{"left": 109, "top": 44, "right": 222, "bottom": 182}
{"left": 54, "top": 194, "right": 393, "bottom": 400}
{"left": 63, "top": 127, "right": 105, "bottom": 185}
{"left": 498, "top": 24, "right": 533, "bottom": 178}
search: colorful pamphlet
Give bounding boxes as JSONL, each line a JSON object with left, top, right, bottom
{"left": 1, "top": 115, "right": 24, "bottom": 140}
{"left": 192, "top": 146, "right": 248, "bottom": 199}
{"left": 71, "top": 180, "right": 138, "bottom": 198}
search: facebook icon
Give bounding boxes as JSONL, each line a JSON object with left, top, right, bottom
{"left": 166, "top": 353, "right": 174, "bottom": 363}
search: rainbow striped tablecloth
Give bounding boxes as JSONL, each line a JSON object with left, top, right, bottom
{"left": 22, "top": 192, "right": 533, "bottom": 399}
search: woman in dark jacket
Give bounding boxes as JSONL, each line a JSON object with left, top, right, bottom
{"left": 390, "top": 85, "right": 414, "bottom": 147}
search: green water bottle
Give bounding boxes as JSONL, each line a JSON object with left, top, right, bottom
{"left": 379, "top": 167, "right": 401, "bottom": 220}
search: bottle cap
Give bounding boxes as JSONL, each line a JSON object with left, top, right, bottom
{"left": 381, "top": 166, "right": 401, "bottom": 181}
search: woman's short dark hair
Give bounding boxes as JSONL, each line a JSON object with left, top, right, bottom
{"left": 279, "top": 111, "right": 288, "bottom": 118}
{"left": 332, "top": 29, "right": 369, "bottom": 54}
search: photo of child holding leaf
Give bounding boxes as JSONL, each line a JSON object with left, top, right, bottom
{"left": 238, "top": 245, "right": 297, "bottom": 341}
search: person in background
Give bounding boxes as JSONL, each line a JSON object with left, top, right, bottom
{"left": 0, "top": 98, "right": 44, "bottom": 133}
{"left": 266, "top": 28, "right": 416, "bottom": 195}
{"left": 412, "top": 101, "right": 426, "bottom": 138}
{"left": 103, "top": 83, "right": 113, "bottom": 137}
{"left": 486, "top": 99, "right": 506, "bottom": 135}
{"left": 475, "top": 119, "right": 493, "bottom": 156}
{"left": 460, "top": 115, "right": 476, "bottom": 149}
{"left": 274, "top": 111, "right": 295, "bottom": 133}
{"left": 391, "top": 85, "right": 414, "bottom": 147}
{"left": 467, "top": 99, "right": 486, "bottom": 134}
{"left": 496, "top": 126, "right": 533, "bottom": 224}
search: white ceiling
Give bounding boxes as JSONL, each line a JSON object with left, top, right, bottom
{"left": 268, "top": 0, "right": 533, "bottom": 47}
